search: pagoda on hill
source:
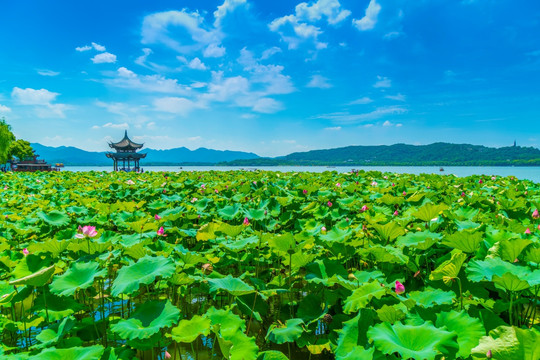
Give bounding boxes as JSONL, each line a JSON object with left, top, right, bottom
{"left": 106, "top": 131, "right": 146, "bottom": 172}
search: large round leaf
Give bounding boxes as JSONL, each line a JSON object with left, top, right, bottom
{"left": 9, "top": 265, "right": 55, "bottom": 287}
{"left": 471, "top": 326, "right": 540, "bottom": 360}
{"left": 169, "top": 315, "right": 211, "bottom": 343}
{"left": 111, "top": 255, "right": 174, "bottom": 296}
{"left": 344, "top": 281, "right": 386, "bottom": 314}
{"left": 436, "top": 310, "right": 485, "bottom": 358}
{"left": 36, "top": 210, "right": 70, "bottom": 227}
{"left": 367, "top": 321, "right": 458, "bottom": 360}
{"left": 207, "top": 275, "right": 255, "bottom": 296}
{"left": 266, "top": 318, "right": 304, "bottom": 344}
{"left": 111, "top": 300, "right": 180, "bottom": 340}
{"left": 407, "top": 288, "right": 455, "bottom": 308}
{"left": 35, "top": 345, "right": 105, "bottom": 360}
{"left": 50, "top": 261, "right": 106, "bottom": 297}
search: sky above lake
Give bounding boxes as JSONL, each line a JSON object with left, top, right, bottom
{"left": 1, "top": 0, "right": 539, "bottom": 156}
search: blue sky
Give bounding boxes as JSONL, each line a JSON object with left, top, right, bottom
{"left": 0, "top": 0, "right": 539, "bottom": 156}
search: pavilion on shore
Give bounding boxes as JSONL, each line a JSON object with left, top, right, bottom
{"left": 106, "top": 131, "right": 146, "bottom": 172}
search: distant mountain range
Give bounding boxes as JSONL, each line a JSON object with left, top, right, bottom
{"left": 30, "top": 143, "right": 259, "bottom": 166}
{"left": 29, "top": 142, "right": 540, "bottom": 167}
{"left": 223, "top": 143, "right": 540, "bottom": 166}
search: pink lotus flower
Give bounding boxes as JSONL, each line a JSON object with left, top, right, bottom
{"left": 392, "top": 183, "right": 395, "bottom": 187}
{"left": 383, "top": 176, "right": 388, "bottom": 180}
{"left": 361, "top": 205, "right": 368, "bottom": 212}
{"left": 162, "top": 189, "right": 166, "bottom": 193}
{"left": 191, "top": 197, "right": 198, "bottom": 203}
{"left": 525, "top": 228, "right": 531, "bottom": 235}
{"left": 393, "top": 210, "right": 399, "bottom": 216}
{"left": 23, "top": 248, "right": 29, "bottom": 256}
{"left": 486, "top": 350, "right": 492, "bottom": 359}
{"left": 243, "top": 217, "right": 250, "bottom": 226}
{"left": 491, "top": 176, "right": 496, "bottom": 180}
{"left": 75, "top": 226, "right": 98, "bottom": 239}
{"left": 155, "top": 214, "right": 162, "bottom": 220}
{"left": 321, "top": 226, "right": 327, "bottom": 232}
{"left": 253, "top": 181, "right": 257, "bottom": 185}
{"left": 327, "top": 201, "right": 332, "bottom": 207}
{"left": 157, "top": 227, "right": 165, "bottom": 236}
{"left": 402, "top": 191, "right": 407, "bottom": 196}
{"left": 336, "top": 183, "right": 341, "bottom": 187}
{"left": 3, "top": 186, "right": 7, "bottom": 190}
{"left": 165, "top": 351, "right": 171, "bottom": 359}
{"left": 126, "top": 179, "right": 135, "bottom": 185}
{"left": 395, "top": 281, "right": 405, "bottom": 295}
{"left": 371, "top": 181, "right": 378, "bottom": 186}
{"left": 461, "top": 192, "right": 466, "bottom": 197}
{"left": 303, "top": 189, "right": 307, "bottom": 194}
{"left": 200, "top": 184, "right": 206, "bottom": 189}
{"left": 479, "top": 179, "right": 483, "bottom": 184}
{"left": 533, "top": 209, "right": 539, "bottom": 219}
{"left": 215, "top": 189, "right": 219, "bottom": 193}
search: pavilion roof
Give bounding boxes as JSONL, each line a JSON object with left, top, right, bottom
{"left": 109, "top": 131, "right": 144, "bottom": 150}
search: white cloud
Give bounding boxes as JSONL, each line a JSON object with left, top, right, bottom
{"left": 307, "top": 74, "right": 332, "bottom": 88}
{"left": 295, "top": 0, "right": 351, "bottom": 25}
{"left": 37, "top": 69, "right": 60, "bottom": 77}
{"left": 382, "top": 120, "right": 392, "bottom": 127}
{"left": 384, "top": 31, "right": 403, "bottom": 40}
{"left": 141, "top": 10, "right": 223, "bottom": 54}
{"left": 135, "top": 48, "right": 153, "bottom": 66}
{"left": 12, "top": 87, "right": 59, "bottom": 105}
{"left": 373, "top": 75, "right": 391, "bottom": 88}
{"left": 75, "top": 45, "right": 92, "bottom": 52}
{"left": 92, "top": 42, "right": 106, "bottom": 52}
{"left": 261, "top": 46, "right": 282, "bottom": 60}
{"left": 353, "top": 0, "right": 381, "bottom": 31}
{"left": 103, "top": 122, "right": 129, "bottom": 129}
{"left": 324, "top": 126, "right": 341, "bottom": 131}
{"left": 153, "top": 97, "right": 198, "bottom": 116}
{"left": 0, "top": 105, "right": 11, "bottom": 113}
{"left": 188, "top": 136, "right": 202, "bottom": 142}
{"left": 385, "top": 93, "right": 406, "bottom": 101}
{"left": 252, "top": 98, "right": 283, "bottom": 113}
{"left": 314, "top": 105, "right": 407, "bottom": 123}
{"left": 396, "top": 123, "right": 403, "bottom": 127}
{"left": 188, "top": 57, "right": 207, "bottom": 70}
{"left": 191, "top": 81, "right": 207, "bottom": 88}
{"left": 214, "top": 0, "right": 247, "bottom": 27}
{"left": 91, "top": 52, "right": 117, "bottom": 64}
{"left": 203, "top": 43, "right": 226, "bottom": 57}
{"left": 104, "top": 67, "right": 189, "bottom": 95}
{"left": 349, "top": 97, "right": 373, "bottom": 105}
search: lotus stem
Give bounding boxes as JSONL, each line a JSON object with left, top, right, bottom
{"left": 509, "top": 292, "right": 514, "bottom": 326}
{"left": 457, "top": 277, "right": 463, "bottom": 310}
{"left": 42, "top": 286, "right": 49, "bottom": 324}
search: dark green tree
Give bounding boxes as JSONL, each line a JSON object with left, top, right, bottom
{"left": 0, "top": 117, "right": 16, "bottom": 164}
{"left": 8, "top": 139, "right": 34, "bottom": 161}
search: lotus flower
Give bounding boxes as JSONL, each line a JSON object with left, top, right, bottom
{"left": 157, "top": 227, "right": 165, "bottom": 236}
{"left": 126, "top": 179, "right": 135, "bottom": 185}
{"left": 461, "top": 192, "right": 466, "bottom": 197}
{"left": 402, "top": 191, "right": 407, "bottom": 196}
{"left": 491, "top": 176, "right": 496, "bottom": 180}
{"left": 155, "top": 214, "right": 162, "bottom": 220}
{"left": 371, "top": 181, "right": 378, "bottom": 186}
{"left": 303, "top": 189, "right": 307, "bottom": 194}
{"left": 3, "top": 186, "right": 7, "bottom": 190}
{"left": 525, "top": 228, "right": 531, "bottom": 234}
{"left": 202, "top": 263, "right": 213, "bottom": 275}
{"left": 253, "top": 181, "right": 257, "bottom": 185}
{"left": 361, "top": 205, "right": 368, "bottom": 212}
{"left": 215, "top": 189, "right": 219, "bottom": 193}
{"left": 336, "top": 183, "right": 341, "bottom": 187}
{"left": 383, "top": 176, "right": 388, "bottom": 179}
{"left": 395, "top": 281, "right": 405, "bottom": 295}
{"left": 243, "top": 217, "right": 250, "bottom": 226}
{"left": 201, "top": 184, "right": 206, "bottom": 189}
{"left": 164, "top": 351, "right": 171, "bottom": 359}
{"left": 321, "top": 226, "right": 327, "bottom": 232}
{"left": 393, "top": 210, "right": 399, "bottom": 216}
{"left": 479, "top": 179, "right": 483, "bottom": 184}
{"left": 327, "top": 201, "right": 332, "bottom": 207}
{"left": 75, "top": 225, "right": 98, "bottom": 239}
{"left": 486, "top": 350, "right": 492, "bottom": 359}
{"left": 22, "top": 248, "right": 29, "bottom": 256}
{"left": 533, "top": 209, "right": 539, "bottom": 219}
{"left": 191, "top": 197, "right": 198, "bottom": 203}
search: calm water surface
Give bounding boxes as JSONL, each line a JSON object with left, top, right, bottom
{"left": 62, "top": 165, "right": 540, "bottom": 183}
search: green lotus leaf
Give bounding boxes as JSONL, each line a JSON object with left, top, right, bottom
{"left": 34, "top": 345, "right": 105, "bottom": 360}
{"left": 36, "top": 210, "right": 70, "bottom": 226}
{"left": 206, "top": 307, "right": 246, "bottom": 338}
{"left": 111, "top": 301, "right": 180, "bottom": 340}
{"left": 455, "top": 219, "right": 482, "bottom": 231}
{"left": 471, "top": 326, "right": 540, "bottom": 360}
{"left": 221, "top": 236, "right": 259, "bottom": 252}
{"left": 442, "top": 231, "right": 483, "bottom": 253}
{"left": 466, "top": 258, "right": 531, "bottom": 283}
{"left": 196, "top": 222, "right": 221, "bottom": 241}
{"left": 266, "top": 318, "right": 304, "bottom": 344}
{"left": 372, "top": 222, "right": 405, "bottom": 243}
{"left": 9, "top": 265, "right": 55, "bottom": 287}
{"left": 436, "top": 310, "right": 485, "bottom": 358}
{"left": 429, "top": 252, "right": 467, "bottom": 285}
{"left": 34, "top": 316, "right": 76, "bottom": 349}
{"left": 27, "top": 239, "right": 70, "bottom": 258}
{"left": 335, "top": 312, "right": 376, "bottom": 360}
{"left": 244, "top": 208, "right": 265, "bottom": 221}
{"left": 111, "top": 255, "right": 174, "bottom": 296}
{"left": 492, "top": 272, "right": 530, "bottom": 292}
{"left": 452, "top": 207, "right": 480, "bottom": 220}
{"left": 215, "top": 222, "right": 244, "bottom": 237}
{"left": 0, "top": 281, "right": 16, "bottom": 304}
{"left": 525, "top": 246, "right": 540, "bottom": 263}
{"left": 377, "top": 304, "right": 406, "bottom": 324}
{"left": 169, "top": 315, "right": 211, "bottom": 343}
{"left": 499, "top": 238, "right": 532, "bottom": 262}
{"left": 257, "top": 351, "right": 289, "bottom": 360}
{"left": 319, "top": 227, "right": 352, "bottom": 243}
{"left": 407, "top": 288, "right": 455, "bottom": 308}
{"left": 344, "top": 281, "right": 386, "bottom": 314}
{"left": 207, "top": 275, "right": 255, "bottom": 296}
{"left": 412, "top": 203, "right": 448, "bottom": 222}
{"left": 50, "top": 261, "right": 106, "bottom": 297}
{"left": 362, "top": 245, "right": 409, "bottom": 264}
{"left": 268, "top": 233, "right": 296, "bottom": 254}
{"left": 218, "top": 203, "right": 242, "bottom": 220}
{"left": 396, "top": 231, "right": 441, "bottom": 250}
{"left": 367, "top": 321, "right": 457, "bottom": 360}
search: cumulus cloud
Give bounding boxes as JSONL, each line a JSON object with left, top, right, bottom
{"left": 12, "top": 87, "right": 59, "bottom": 105}
{"left": 76, "top": 42, "right": 106, "bottom": 52}
{"left": 75, "top": 45, "right": 92, "bottom": 52}
{"left": 373, "top": 75, "right": 391, "bottom": 88}
{"left": 307, "top": 74, "right": 332, "bottom": 88}
{"left": 91, "top": 52, "right": 117, "bottom": 64}
{"left": 0, "top": 105, "right": 11, "bottom": 113}
{"left": 103, "top": 122, "right": 129, "bottom": 129}
{"left": 92, "top": 42, "right": 106, "bottom": 51}
{"left": 203, "top": 43, "right": 226, "bottom": 57}
{"left": 261, "top": 46, "right": 282, "bottom": 60}
{"left": 295, "top": 0, "right": 351, "bottom": 25}
{"left": 188, "top": 57, "right": 207, "bottom": 70}
{"left": 153, "top": 97, "right": 198, "bottom": 116}
{"left": 214, "top": 0, "right": 247, "bottom": 27}
{"left": 353, "top": 0, "right": 381, "bottom": 31}
{"left": 103, "top": 67, "right": 189, "bottom": 95}
{"left": 252, "top": 98, "right": 283, "bottom": 113}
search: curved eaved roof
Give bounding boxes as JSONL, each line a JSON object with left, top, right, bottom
{"left": 109, "top": 130, "right": 144, "bottom": 150}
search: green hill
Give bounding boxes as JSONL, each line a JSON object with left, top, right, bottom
{"left": 223, "top": 143, "right": 540, "bottom": 166}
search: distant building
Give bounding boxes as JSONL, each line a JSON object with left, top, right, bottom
{"left": 514, "top": 140, "right": 517, "bottom": 147}
{"left": 106, "top": 131, "right": 146, "bottom": 172}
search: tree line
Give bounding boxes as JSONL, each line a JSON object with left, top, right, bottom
{"left": 0, "top": 117, "right": 34, "bottom": 166}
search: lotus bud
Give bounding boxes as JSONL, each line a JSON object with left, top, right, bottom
{"left": 486, "top": 350, "right": 492, "bottom": 359}
{"left": 157, "top": 227, "right": 165, "bottom": 236}
{"left": 395, "top": 281, "right": 405, "bottom": 295}
{"left": 303, "top": 189, "right": 307, "bottom": 194}
{"left": 392, "top": 183, "right": 395, "bottom": 187}
{"left": 479, "top": 179, "right": 483, "bottom": 184}
{"left": 321, "top": 226, "right": 327, "bottom": 232}
{"left": 525, "top": 228, "right": 531, "bottom": 235}
{"left": 361, "top": 205, "right": 368, "bottom": 212}
{"left": 336, "top": 183, "right": 341, "bottom": 187}
{"left": 348, "top": 273, "right": 357, "bottom": 281}
{"left": 533, "top": 209, "right": 539, "bottom": 219}
{"left": 322, "top": 314, "right": 333, "bottom": 324}
{"left": 165, "top": 351, "right": 171, "bottom": 359}
{"left": 403, "top": 191, "right": 406, "bottom": 196}
{"left": 202, "top": 263, "right": 213, "bottom": 275}
{"left": 22, "top": 248, "right": 29, "bottom": 256}
{"left": 393, "top": 210, "right": 399, "bottom": 216}
{"left": 243, "top": 217, "right": 250, "bottom": 226}
{"left": 327, "top": 201, "right": 332, "bottom": 207}
{"left": 155, "top": 214, "right": 162, "bottom": 220}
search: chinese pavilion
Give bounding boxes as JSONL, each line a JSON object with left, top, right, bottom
{"left": 106, "top": 131, "right": 146, "bottom": 172}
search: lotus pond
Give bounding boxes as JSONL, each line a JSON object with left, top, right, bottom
{"left": 0, "top": 170, "right": 539, "bottom": 360}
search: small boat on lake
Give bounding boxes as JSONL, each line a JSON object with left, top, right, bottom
{"left": 440, "top": 167, "right": 444, "bottom": 172}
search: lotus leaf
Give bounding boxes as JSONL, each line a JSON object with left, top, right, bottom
{"left": 442, "top": 231, "right": 483, "bottom": 253}
{"left": 207, "top": 275, "right": 255, "bottom": 296}
{"left": 407, "top": 288, "right": 455, "bottom": 308}
{"left": 50, "top": 261, "right": 106, "bottom": 296}
{"left": 9, "top": 265, "right": 55, "bottom": 287}
{"left": 471, "top": 326, "right": 540, "bottom": 360}
{"left": 499, "top": 238, "right": 532, "bottom": 262}
{"left": 430, "top": 252, "right": 467, "bottom": 285}
{"left": 111, "top": 255, "right": 174, "bottom": 296}
{"left": 266, "top": 318, "right": 304, "bottom": 344}
{"left": 36, "top": 210, "right": 70, "bottom": 226}
{"left": 169, "top": 315, "right": 211, "bottom": 343}
{"left": 344, "top": 281, "right": 386, "bottom": 314}
{"left": 335, "top": 312, "right": 376, "bottom": 359}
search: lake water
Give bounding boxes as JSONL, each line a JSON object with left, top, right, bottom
{"left": 61, "top": 165, "right": 540, "bottom": 183}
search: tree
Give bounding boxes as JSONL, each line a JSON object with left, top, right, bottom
{"left": 0, "top": 117, "right": 15, "bottom": 164}
{"left": 8, "top": 139, "right": 34, "bottom": 161}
